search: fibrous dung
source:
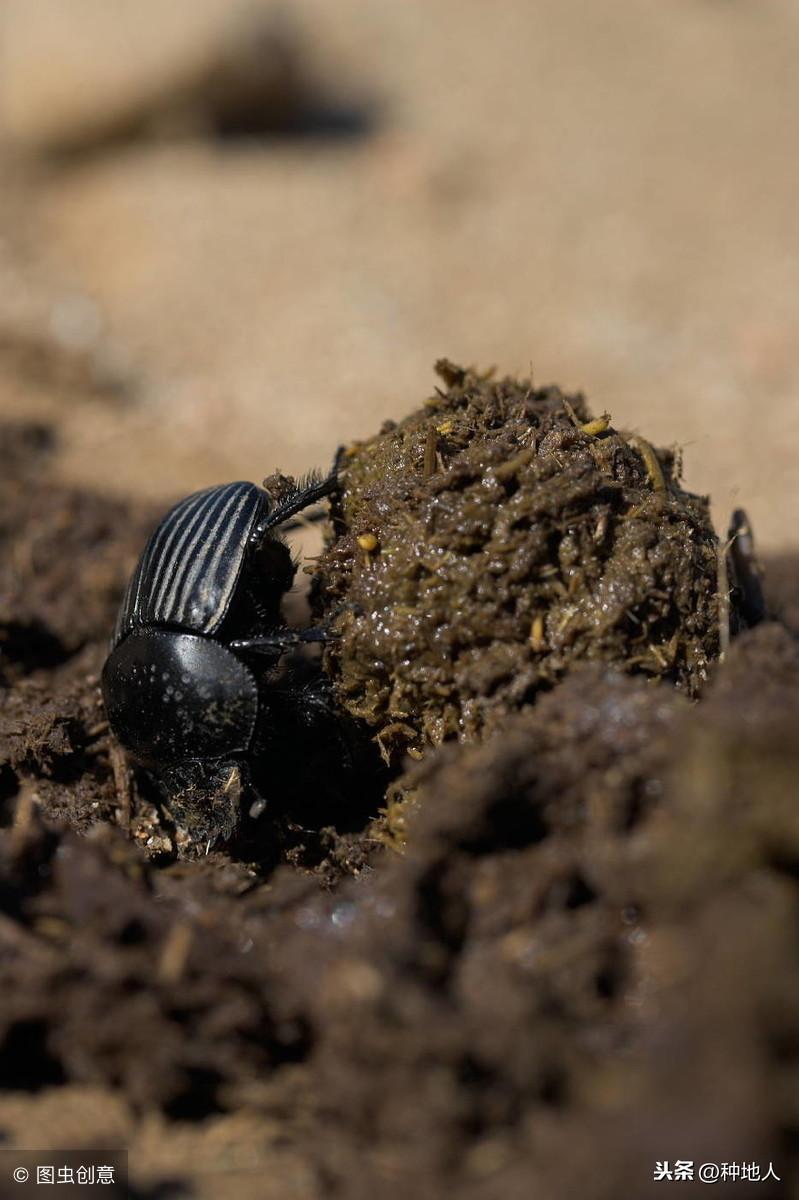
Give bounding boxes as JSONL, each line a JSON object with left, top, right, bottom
{"left": 316, "top": 361, "right": 721, "bottom": 759}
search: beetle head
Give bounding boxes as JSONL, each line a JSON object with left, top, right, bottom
{"left": 159, "top": 758, "right": 245, "bottom": 848}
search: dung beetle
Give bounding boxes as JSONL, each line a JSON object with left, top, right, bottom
{"left": 102, "top": 466, "right": 348, "bottom": 848}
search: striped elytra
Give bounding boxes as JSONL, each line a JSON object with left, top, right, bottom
{"left": 113, "top": 482, "right": 266, "bottom": 647}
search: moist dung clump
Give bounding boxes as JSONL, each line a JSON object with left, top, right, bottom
{"left": 316, "top": 361, "right": 721, "bottom": 758}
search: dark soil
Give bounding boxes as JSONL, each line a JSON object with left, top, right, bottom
{"left": 0, "top": 396, "right": 797, "bottom": 1199}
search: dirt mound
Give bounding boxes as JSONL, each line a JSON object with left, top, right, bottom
{"left": 0, "top": 412, "right": 796, "bottom": 1198}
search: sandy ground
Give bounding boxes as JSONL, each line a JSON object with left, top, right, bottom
{"left": 1, "top": 0, "right": 797, "bottom": 547}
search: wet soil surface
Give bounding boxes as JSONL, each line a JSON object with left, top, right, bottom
{"left": 0, "top": 399, "right": 797, "bottom": 1198}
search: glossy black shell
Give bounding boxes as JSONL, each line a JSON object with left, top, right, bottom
{"left": 112, "top": 481, "right": 266, "bottom": 648}
{"left": 102, "top": 630, "right": 258, "bottom": 768}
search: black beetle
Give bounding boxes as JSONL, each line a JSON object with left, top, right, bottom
{"left": 102, "top": 467, "right": 348, "bottom": 848}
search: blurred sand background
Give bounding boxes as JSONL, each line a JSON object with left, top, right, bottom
{"left": 1, "top": 0, "right": 797, "bottom": 550}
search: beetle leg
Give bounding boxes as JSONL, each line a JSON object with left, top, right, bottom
{"left": 253, "top": 460, "right": 340, "bottom": 541}
{"left": 292, "top": 676, "right": 358, "bottom": 774}
{"left": 281, "top": 506, "right": 331, "bottom": 532}
{"left": 230, "top": 626, "right": 334, "bottom": 654}
{"left": 727, "top": 508, "right": 766, "bottom": 629}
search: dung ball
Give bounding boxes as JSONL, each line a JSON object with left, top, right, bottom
{"left": 315, "top": 361, "right": 721, "bottom": 760}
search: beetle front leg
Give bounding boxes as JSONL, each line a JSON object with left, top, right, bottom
{"left": 727, "top": 508, "right": 766, "bottom": 630}
{"left": 288, "top": 675, "right": 363, "bottom": 775}
{"left": 230, "top": 626, "right": 334, "bottom": 654}
{"left": 252, "top": 451, "right": 343, "bottom": 541}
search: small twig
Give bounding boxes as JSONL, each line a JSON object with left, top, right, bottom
{"left": 423, "top": 427, "right": 438, "bottom": 480}
{"left": 494, "top": 447, "right": 535, "bottom": 483}
{"left": 11, "top": 785, "right": 36, "bottom": 848}
{"left": 581, "top": 414, "right": 610, "bottom": 437}
{"left": 529, "top": 613, "right": 546, "bottom": 652}
{"left": 562, "top": 398, "right": 581, "bottom": 427}
{"left": 109, "top": 741, "right": 132, "bottom": 830}
{"left": 158, "top": 921, "right": 193, "bottom": 986}
{"left": 628, "top": 436, "right": 667, "bottom": 495}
